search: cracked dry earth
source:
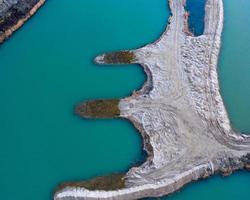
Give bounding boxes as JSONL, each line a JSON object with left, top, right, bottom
{"left": 55, "top": 0, "right": 250, "bottom": 199}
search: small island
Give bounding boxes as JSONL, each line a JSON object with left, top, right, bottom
{"left": 55, "top": 0, "right": 250, "bottom": 199}
{"left": 0, "top": 0, "right": 45, "bottom": 43}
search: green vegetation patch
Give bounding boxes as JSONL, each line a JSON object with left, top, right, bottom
{"left": 104, "top": 51, "right": 135, "bottom": 64}
{"left": 57, "top": 173, "right": 126, "bottom": 191}
{"left": 76, "top": 99, "right": 120, "bottom": 118}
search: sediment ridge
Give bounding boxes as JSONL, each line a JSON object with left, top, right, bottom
{"left": 0, "top": 0, "right": 46, "bottom": 44}
{"left": 56, "top": 0, "right": 250, "bottom": 199}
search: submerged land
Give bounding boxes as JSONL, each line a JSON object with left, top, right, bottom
{"left": 55, "top": 0, "right": 250, "bottom": 199}
{"left": 0, "top": 0, "right": 45, "bottom": 43}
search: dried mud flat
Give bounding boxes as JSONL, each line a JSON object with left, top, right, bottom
{"left": 55, "top": 0, "right": 250, "bottom": 199}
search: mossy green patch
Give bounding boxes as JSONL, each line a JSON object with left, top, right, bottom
{"left": 57, "top": 173, "right": 125, "bottom": 191}
{"left": 104, "top": 51, "right": 135, "bottom": 64}
{"left": 76, "top": 99, "right": 120, "bottom": 118}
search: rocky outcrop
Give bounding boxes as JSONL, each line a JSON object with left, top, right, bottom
{"left": 55, "top": 0, "right": 250, "bottom": 199}
{"left": 0, "top": 0, "right": 46, "bottom": 44}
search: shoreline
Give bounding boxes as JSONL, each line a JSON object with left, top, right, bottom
{"left": 56, "top": 0, "right": 250, "bottom": 199}
{"left": 0, "top": 0, "right": 46, "bottom": 44}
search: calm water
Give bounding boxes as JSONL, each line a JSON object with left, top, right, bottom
{"left": 186, "top": 0, "right": 206, "bottom": 36}
{"left": 0, "top": 1, "right": 249, "bottom": 200}
{"left": 0, "top": 0, "right": 167, "bottom": 199}
{"left": 219, "top": 0, "right": 250, "bottom": 132}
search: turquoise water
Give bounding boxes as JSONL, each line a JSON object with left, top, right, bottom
{"left": 0, "top": 0, "right": 168, "bottom": 199}
{"left": 219, "top": 0, "right": 250, "bottom": 133}
{"left": 0, "top": 1, "right": 249, "bottom": 200}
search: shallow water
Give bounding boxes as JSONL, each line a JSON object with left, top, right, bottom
{"left": 0, "top": 0, "right": 249, "bottom": 200}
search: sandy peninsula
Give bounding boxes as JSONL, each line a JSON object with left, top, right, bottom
{"left": 55, "top": 0, "right": 250, "bottom": 199}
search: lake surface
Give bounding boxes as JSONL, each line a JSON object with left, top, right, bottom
{"left": 0, "top": 0, "right": 249, "bottom": 200}
{"left": 219, "top": 0, "right": 250, "bottom": 132}
{"left": 185, "top": 0, "right": 206, "bottom": 36}
{"left": 0, "top": 0, "right": 167, "bottom": 199}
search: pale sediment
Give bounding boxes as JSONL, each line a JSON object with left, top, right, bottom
{"left": 55, "top": 0, "right": 250, "bottom": 199}
{"left": 0, "top": 0, "right": 46, "bottom": 44}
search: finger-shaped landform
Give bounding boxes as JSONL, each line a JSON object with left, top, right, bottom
{"left": 0, "top": 0, "right": 46, "bottom": 44}
{"left": 55, "top": 0, "right": 250, "bottom": 199}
